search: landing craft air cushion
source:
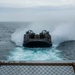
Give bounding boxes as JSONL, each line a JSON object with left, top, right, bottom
{"left": 23, "top": 30, "right": 52, "bottom": 47}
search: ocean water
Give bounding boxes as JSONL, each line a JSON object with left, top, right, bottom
{"left": 0, "top": 22, "right": 75, "bottom": 61}
{"left": 8, "top": 46, "right": 63, "bottom": 61}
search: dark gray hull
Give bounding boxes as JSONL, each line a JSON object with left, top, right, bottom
{"left": 23, "top": 30, "right": 52, "bottom": 48}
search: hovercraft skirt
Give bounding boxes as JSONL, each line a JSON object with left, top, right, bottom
{"left": 23, "top": 41, "right": 52, "bottom": 47}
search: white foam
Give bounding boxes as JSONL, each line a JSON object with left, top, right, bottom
{"left": 51, "top": 23, "right": 75, "bottom": 44}
{"left": 8, "top": 47, "right": 62, "bottom": 61}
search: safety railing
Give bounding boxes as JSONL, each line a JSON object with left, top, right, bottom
{"left": 0, "top": 61, "right": 75, "bottom": 75}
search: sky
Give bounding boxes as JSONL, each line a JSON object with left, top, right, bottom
{"left": 0, "top": 0, "right": 75, "bottom": 21}
{"left": 0, "top": 0, "right": 75, "bottom": 8}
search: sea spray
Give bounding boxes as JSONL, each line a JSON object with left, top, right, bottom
{"left": 11, "top": 22, "right": 75, "bottom": 46}
{"left": 11, "top": 22, "right": 57, "bottom": 46}
{"left": 51, "top": 23, "right": 75, "bottom": 44}
{"left": 11, "top": 25, "right": 31, "bottom": 46}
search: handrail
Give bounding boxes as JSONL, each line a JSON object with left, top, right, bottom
{"left": 0, "top": 61, "right": 75, "bottom": 74}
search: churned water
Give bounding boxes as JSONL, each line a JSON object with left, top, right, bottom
{"left": 8, "top": 46, "right": 63, "bottom": 61}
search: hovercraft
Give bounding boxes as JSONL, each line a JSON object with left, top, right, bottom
{"left": 23, "top": 30, "right": 52, "bottom": 47}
